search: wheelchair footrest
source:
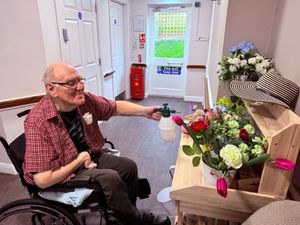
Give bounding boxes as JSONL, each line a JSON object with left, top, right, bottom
{"left": 137, "top": 178, "right": 151, "bottom": 199}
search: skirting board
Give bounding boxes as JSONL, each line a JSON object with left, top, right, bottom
{"left": 0, "top": 162, "right": 17, "bottom": 175}
{"left": 145, "top": 91, "right": 150, "bottom": 98}
{"left": 184, "top": 96, "right": 204, "bottom": 103}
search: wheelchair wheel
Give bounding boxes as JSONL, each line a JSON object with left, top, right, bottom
{"left": 0, "top": 198, "right": 80, "bottom": 225}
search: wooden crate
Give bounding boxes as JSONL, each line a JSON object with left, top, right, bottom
{"left": 170, "top": 102, "right": 300, "bottom": 224}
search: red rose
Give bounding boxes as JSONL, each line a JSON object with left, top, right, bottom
{"left": 239, "top": 128, "right": 249, "bottom": 141}
{"left": 189, "top": 120, "right": 209, "bottom": 133}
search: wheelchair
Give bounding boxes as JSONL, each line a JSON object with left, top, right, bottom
{"left": 0, "top": 109, "right": 151, "bottom": 225}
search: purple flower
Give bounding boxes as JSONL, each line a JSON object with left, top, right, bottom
{"left": 217, "top": 178, "right": 228, "bottom": 198}
{"left": 274, "top": 158, "right": 295, "bottom": 171}
{"left": 188, "top": 104, "right": 197, "bottom": 114}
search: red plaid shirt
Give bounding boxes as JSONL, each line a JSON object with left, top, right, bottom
{"left": 23, "top": 93, "right": 116, "bottom": 185}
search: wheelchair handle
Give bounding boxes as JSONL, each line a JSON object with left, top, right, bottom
{"left": 17, "top": 109, "right": 30, "bottom": 118}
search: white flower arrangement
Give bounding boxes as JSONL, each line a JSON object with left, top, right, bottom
{"left": 217, "top": 41, "right": 273, "bottom": 81}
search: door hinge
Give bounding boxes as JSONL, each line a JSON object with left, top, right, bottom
{"left": 98, "top": 58, "right": 101, "bottom": 66}
{"left": 62, "top": 28, "right": 68, "bottom": 43}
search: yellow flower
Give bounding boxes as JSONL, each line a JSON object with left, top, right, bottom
{"left": 201, "top": 144, "right": 211, "bottom": 153}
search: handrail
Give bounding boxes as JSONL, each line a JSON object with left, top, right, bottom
{"left": 186, "top": 65, "right": 206, "bottom": 69}
{"left": 131, "top": 63, "right": 147, "bottom": 67}
{"left": 0, "top": 95, "right": 44, "bottom": 110}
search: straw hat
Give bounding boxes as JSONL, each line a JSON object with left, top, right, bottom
{"left": 229, "top": 70, "right": 299, "bottom": 110}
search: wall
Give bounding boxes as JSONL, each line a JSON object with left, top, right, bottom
{"left": 0, "top": 0, "right": 47, "bottom": 101}
{"left": 217, "top": 0, "right": 278, "bottom": 99}
{"left": 0, "top": 105, "right": 32, "bottom": 174}
{"left": 0, "top": 0, "right": 49, "bottom": 173}
{"left": 129, "top": 0, "right": 212, "bottom": 101}
{"left": 268, "top": 0, "right": 300, "bottom": 114}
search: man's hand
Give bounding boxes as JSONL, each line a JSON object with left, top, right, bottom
{"left": 78, "top": 151, "right": 97, "bottom": 170}
{"left": 144, "top": 105, "right": 162, "bottom": 121}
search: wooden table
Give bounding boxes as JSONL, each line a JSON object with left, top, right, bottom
{"left": 170, "top": 102, "right": 300, "bottom": 225}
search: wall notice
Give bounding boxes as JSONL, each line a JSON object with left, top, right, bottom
{"left": 157, "top": 66, "right": 181, "bottom": 75}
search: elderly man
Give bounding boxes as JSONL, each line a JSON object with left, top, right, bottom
{"left": 23, "top": 62, "right": 170, "bottom": 225}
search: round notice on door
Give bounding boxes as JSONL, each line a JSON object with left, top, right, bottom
{"left": 78, "top": 12, "right": 82, "bottom": 20}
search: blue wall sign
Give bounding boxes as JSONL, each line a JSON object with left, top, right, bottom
{"left": 157, "top": 66, "right": 181, "bottom": 75}
{"left": 78, "top": 12, "right": 82, "bottom": 20}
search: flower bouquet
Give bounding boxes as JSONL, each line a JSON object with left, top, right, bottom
{"left": 217, "top": 41, "right": 273, "bottom": 81}
{"left": 173, "top": 96, "right": 295, "bottom": 198}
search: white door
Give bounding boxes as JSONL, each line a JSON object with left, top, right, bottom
{"left": 110, "top": 1, "right": 125, "bottom": 98}
{"left": 149, "top": 7, "right": 191, "bottom": 97}
{"left": 55, "top": 0, "right": 102, "bottom": 96}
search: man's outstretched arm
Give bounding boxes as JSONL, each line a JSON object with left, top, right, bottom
{"left": 113, "top": 101, "right": 161, "bottom": 120}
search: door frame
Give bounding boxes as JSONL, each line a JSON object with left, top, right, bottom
{"left": 147, "top": 4, "right": 192, "bottom": 97}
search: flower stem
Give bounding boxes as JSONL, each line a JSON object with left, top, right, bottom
{"left": 183, "top": 123, "right": 203, "bottom": 155}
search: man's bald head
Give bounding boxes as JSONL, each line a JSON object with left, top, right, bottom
{"left": 42, "top": 62, "right": 76, "bottom": 84}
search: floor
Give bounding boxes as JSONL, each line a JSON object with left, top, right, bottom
{"left": 0, "top": 96, "right": 201, "bottom": 225}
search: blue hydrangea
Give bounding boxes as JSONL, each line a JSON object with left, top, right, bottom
{"left": 229, "top": 41, "right": 256, "bottom": 54}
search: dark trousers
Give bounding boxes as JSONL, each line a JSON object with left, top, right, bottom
{"left": 75, "top": 152, "right": 141, "bottom": 224}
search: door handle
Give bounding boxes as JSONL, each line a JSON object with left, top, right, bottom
{"left": 62, "top": 28, "right": 68, "bottom": 43}
{"left": 104, "top": 69, "right": 115, "bottom": 78}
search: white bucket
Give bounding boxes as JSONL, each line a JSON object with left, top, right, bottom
{"left": 202, "top": 160, "right": 237, "bottom": 186}
{"left": 156, "top": 187, "right": 176, "bottom": 217}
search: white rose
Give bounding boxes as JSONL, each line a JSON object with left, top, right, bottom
{"left": 255, "top": 55, "right": 264, "bottom": 61}
{"left": 240, "top": 60, "right": 247, "bottom": 67}
{"left": 216, "top": 64, "right": 222, "bottom": 72}
{"left": 229, "top": 65, "right": 237, "bottom": 72}
{"left": 248, "top": 58, "right": 256, "bottom": 65}
{"left": 231, "top": 58, "right": 240, "bottom": 66}
{"left": 261, "top": 59, "right": 270, "bottom": 68}
{"left": 255, "top": 63, "right": 263, "bottom": 71}
{"left": 220, "top": 144, "right": 243, "bottom": 169}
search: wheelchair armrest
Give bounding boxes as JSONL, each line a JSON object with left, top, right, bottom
{"left": 39, "top": 176, "right": 102, "bottom": 192}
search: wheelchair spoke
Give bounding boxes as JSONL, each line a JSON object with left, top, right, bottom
{"left": 0, "top": 199, "right": 80, "bottom": 225}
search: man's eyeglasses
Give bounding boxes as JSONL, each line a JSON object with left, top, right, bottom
{"left": 50, "top": 77, "right": 86, "bottom": 89}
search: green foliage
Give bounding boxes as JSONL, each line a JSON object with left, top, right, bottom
{"left": 182, "top": 145, "right": 194, "bottom": 156}
{"left": 181, "top": 96, "right": 269, "bottom": 176}
{"left": 192, "top": 156, "right": 201, "bottom": 167}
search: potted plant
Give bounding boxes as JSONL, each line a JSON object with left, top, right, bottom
{"left": 172, "top": 96, "right": 295, "bottom": 198}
